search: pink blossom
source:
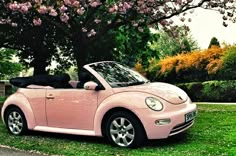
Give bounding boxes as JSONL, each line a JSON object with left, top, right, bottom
{"left": 25, "top": 2, "right": 32, "bottom": 8}
{"left": 223, "top": 21, "right": 228, "bottom": 27}
{"left": 137, "top": 0, "right": 144, "bottom": 5}
{"left": 33, "top": 18, "right": 42, "bottom": 26}
{"left": 8, "top": 2, "right": 20, "bottom": 11}
{"left": 94, "top": 19, "right": 101, "bottom": 24}
{"left": 48, "top": 6, "right": 54, "bottom": 10}
{"left": 139, "top": 19, "right": 145, "bottom": 23}
{"left": 64, "top": 0, "right": 72, "bottom": 6}
{"left": 180, "top": 17, "right": 185, "bottom": 22}
{"left": 0, "top": 20, "right": 6, "bottom": 24}
{"left": 138, "top": 27, "right": 144, "bottom": 32}
{"left": 109, "top": 5, "right": 118, "bottom": 13}
{"left": 124, "top": 2, "right": 131, "bottom": 9}
{"left": 0, "top": 19, "right": 9, "bottom": 24}
{"left": 59, "top": 5, "right": 68, "bottom": 13}
{"left": 72, "top": 1, "right": 80, "bottom": 7}
{"left": 90, "top": 1, "right": 101, "bottom": 8}
{"left": 220, "top": 9, "right": 225, "bottom": 14}
{"left": 5, "top": 19, "right": 11, "bottom": 24}
{"left": 49, "top": 9, "right": 58, "bottom": 16}
{"left": 60, "top": 13, "right": 69, "bottom": 23}
{"left": 20, "top": 5, "right": 29, "bottom": 13}
{"left": 77, "top": 8, "right": 84, "bottom": 15}
{"left": 82, "top": 27, "right": 87, "bottom": 32}
{"left": 87, "top": 29, "right": 96, "bottom": 37}
{"left": 38, "top": 5, "right": 48, "bottom": 14}
{"left": 160, "top": 19, "right": 168, "bottom": 26}
{"left": 33, "top": 0, "right": 42, "bottom": 4}
{"left": 223, "top": 16, "right": 228, "bottom": 20}
{"left": 91, "top": 29, "right": 96, "bottom": 35}
{"left": 11, "top": 23, "right": 18, "bottom": 27}
{"left": 176, "top": 0, "right": 182, "bottom": 5}
{"left": 133, "top": 23, "right": 138, "bottom": 27}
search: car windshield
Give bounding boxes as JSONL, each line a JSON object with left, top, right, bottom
{"left": 89, "top": 62, "right": 149, "bottom": 88}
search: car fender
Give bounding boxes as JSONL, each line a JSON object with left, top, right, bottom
{"left": 1, "top": 92, "right": 36, "bottom": 129}
{"left": 94, "top": 91, "right": 151, "bottom": 136}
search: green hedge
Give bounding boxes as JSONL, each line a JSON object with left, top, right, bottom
{"left": 0, "top": 96, "right": 6, "bottom": 106}
{"left": 177, "top": 80, "right": 236, "bottom": 102}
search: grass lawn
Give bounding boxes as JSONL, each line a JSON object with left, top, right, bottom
{"left": 0, "top": 104, "right": 235, "bottom": 156}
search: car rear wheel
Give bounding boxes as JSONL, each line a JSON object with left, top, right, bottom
{"left": 105, "top": 111, "right": 146, "bottom": 148}
{"left": 5, "top": 107, "right": 28, "bottom": 135}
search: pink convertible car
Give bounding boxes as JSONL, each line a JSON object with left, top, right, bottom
{"left": 1, "top": 61, "right": 197, "bottom": 148}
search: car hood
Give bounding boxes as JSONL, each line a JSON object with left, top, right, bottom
{"left": 113, "top": 82, "right": 188, "bottom": 104}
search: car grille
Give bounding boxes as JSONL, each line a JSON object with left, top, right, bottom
{"left": 169, "top": 120, "right": 194, "bottom": 136}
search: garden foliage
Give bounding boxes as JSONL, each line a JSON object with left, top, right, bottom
{"left": 177, "top": 80, "right": 236, "bottom": 102}
{"left": 134, "top": 45, "right": 236, "bottom": 102}
{"left": 144, "top": 45, "right": 236, "bottom": 83}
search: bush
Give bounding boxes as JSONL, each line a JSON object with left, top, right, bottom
{"left": 217, "top": 46, "right": 236, "bottom": 80}
{"left": 147, "top": 46, "right": 225, "bottom": 83}
{"left": 177, "top": 80, "right": 236, "bottom": 102}
{"left": 0, "top": 96, "right": 7, "bottom": 106}
{"left": 177, "top": 82, "right": 203, "bottom": 102}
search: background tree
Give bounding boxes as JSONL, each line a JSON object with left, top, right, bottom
{"left": 0, "top": 2, "right": 73, "bottom": 75}
{"left": 208, "top": 37, "right": 220, "bottom": 49}
{"left": 112, "top": 25, "right": 155, "bottom": 67}
{"left": 0, "top": 48, "right": 22, "bottom": 79}
{"left": 149, "top": 25, "right": 198, "bottom": 59}
{"left": 1, "top": 0, "right": 236, "bottom": 75}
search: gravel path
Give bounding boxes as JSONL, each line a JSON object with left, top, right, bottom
{"left": 0, "top": 145, "right": 46, "bottom": 156}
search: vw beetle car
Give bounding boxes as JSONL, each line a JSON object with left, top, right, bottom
{"left": 1, "top": 61, "right": 197, "bottom": 148}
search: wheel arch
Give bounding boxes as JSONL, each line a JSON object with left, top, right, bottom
{"left": 2, "top": 93, "right": 36, "bottom": 129}
{"left": 100, "top": 107, "right": 147, "bottom": 139}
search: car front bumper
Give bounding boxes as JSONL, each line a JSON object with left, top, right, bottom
{"left": 134, "top": 98, "right": 197, "bottom": 140}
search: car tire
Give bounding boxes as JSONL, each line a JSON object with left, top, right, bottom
{"left": 5, "top": 107, "right": 28, "bottom": 135}
{"left": 105, "top": 111, "right": 146, "bottom": 148}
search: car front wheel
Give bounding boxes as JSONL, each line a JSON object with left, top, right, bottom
{"left": 105, "top": 111, "right": 146, "bottom": 148}
{"left": 5, "top": 107, "right": 28, "bottom": 135}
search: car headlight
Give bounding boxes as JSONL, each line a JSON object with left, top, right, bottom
{"left": 145, "top": 97, "right": 163, "bottom": 111}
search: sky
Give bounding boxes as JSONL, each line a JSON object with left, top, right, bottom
{"left": 180, "top": 8, "right": 236, "bottom": 49}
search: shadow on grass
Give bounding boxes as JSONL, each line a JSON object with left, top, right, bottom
{"left": 25, "top": 129, "right": 192, "bottom": 148}
{"left": 145, "top": 132, "right": 192, "bottom": 147}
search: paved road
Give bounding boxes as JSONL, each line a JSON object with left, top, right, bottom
{"left": 0, "top": 146, "right": 45, "bottom": 156}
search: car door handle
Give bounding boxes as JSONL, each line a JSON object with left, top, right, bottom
{"left": 46, "top": 94, "right": 55, "bottom": 99}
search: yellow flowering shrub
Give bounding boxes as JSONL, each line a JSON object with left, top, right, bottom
{"left": 134, "top": 61, "right": 147, "bottom": 76}
{"left": 145, "top": 45, "right": 236, "bottom": 82}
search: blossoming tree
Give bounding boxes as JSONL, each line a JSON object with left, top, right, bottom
{"left": 1, "top": 0, "right": 236, "bottom": 74}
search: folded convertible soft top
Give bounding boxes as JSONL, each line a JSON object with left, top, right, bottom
{"left": 10, "top": 74, "right": 72, "bottom": 88}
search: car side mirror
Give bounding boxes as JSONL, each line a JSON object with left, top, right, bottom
{"left": 84, "top": 81, "right": 99, "bottom": 90}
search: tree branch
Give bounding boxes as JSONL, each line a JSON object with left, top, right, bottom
{"left": 148, "top": 0, "right": 210, "bottom": 25}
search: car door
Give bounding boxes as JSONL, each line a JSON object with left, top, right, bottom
{"left": 45, "top": 88, "right": 98, "bottom": 130}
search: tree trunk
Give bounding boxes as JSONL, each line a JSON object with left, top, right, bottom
{"left": 33, "top": 61, "right": 47, "bottom": 76}
{"left": 72, "top": 34, "right": 90, "bottom": 78}
{"left": 74, "top": 45, "right": 89, "bottom": 77}
{"left": 32, "top": 46, "right": 49, "bottom": 76}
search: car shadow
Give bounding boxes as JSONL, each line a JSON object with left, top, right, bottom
{"left": 26, "top": 130, "right": 193, "bottom": 148}
{"left": 145, "top": 132, "right": 192, "bottom": 147}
